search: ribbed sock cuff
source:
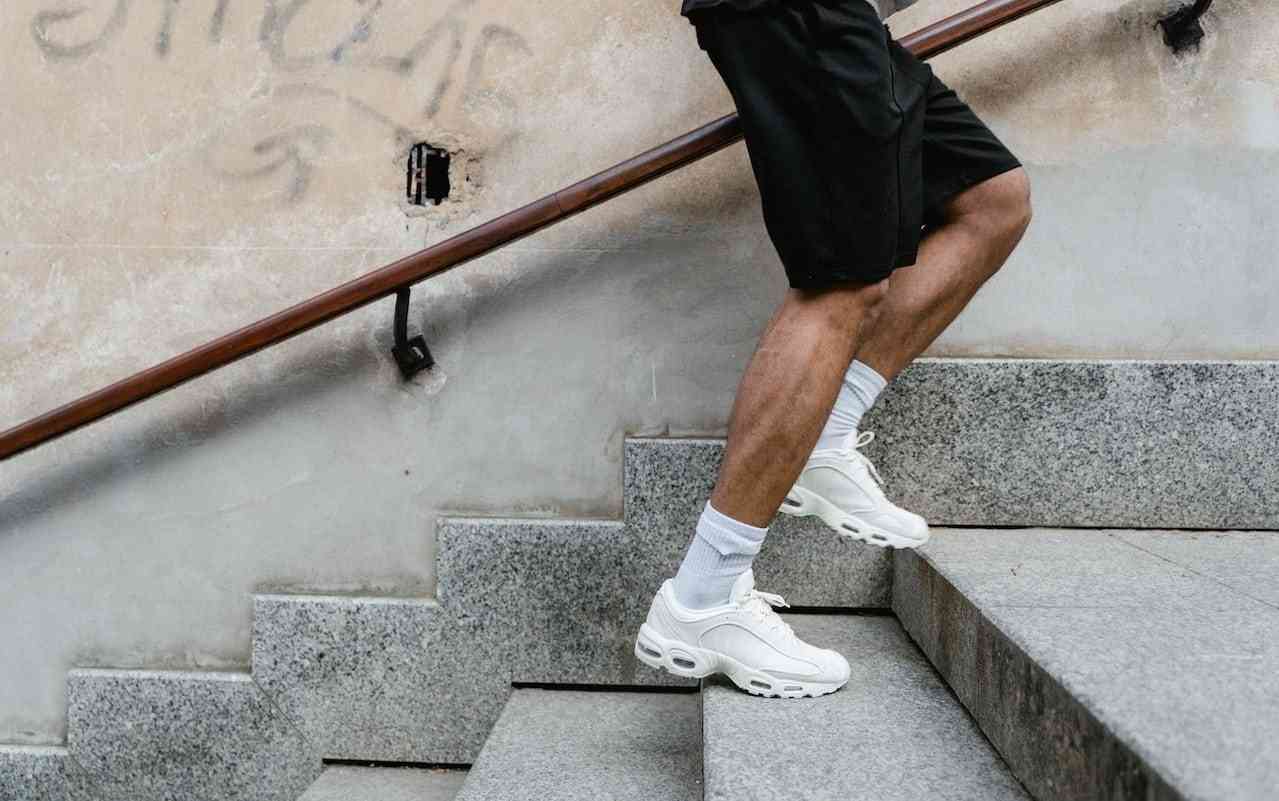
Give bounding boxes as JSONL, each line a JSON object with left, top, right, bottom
{"left": 696, "top": 500, "right": 768, "bottom": 556}
{"left": 670, "top": 501, "right": 769, "bottom": 609}
{"left": 845, "top": 359, "right": 887, "bottom": 405}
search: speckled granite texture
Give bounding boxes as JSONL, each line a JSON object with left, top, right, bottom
{"left": 0, "top": 746, "right": 96, "bottom": 801}
{"left": 436, "top": 518, "right": 699, "bottom": 686}
{"left": 702, "top": 614, "right": 1029, "bottom": 801}
{"left": 253, "top": 593, "right": 511, "bottom": 763}
{"left": 66, "top": 669, "right": 320, "bottom": 801}
{"left": 861, "top": 359, "right": 1279, "bottom": 528}
{"left": 298, "top": 766, "right": 466, "bottom": 801}
{"left": 454, "top": 688, "right": 701, "bottom": 801}
{"left": 894, "top": 529, "right": 1279, "bottom": 801}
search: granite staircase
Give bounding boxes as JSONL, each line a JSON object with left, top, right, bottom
{"left": 2, "top": 359, "right": 1276, "bottom": 801}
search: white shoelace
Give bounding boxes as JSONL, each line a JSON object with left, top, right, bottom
{"left": 837, "top": 430, "right": 886, "bottom": 488}
{"left": 739, "top": 588, "right": 797, "bottom": 643}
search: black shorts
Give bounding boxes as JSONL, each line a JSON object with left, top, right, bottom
{"left": 690, "top": 0, "right": 1022, "bottom": 289}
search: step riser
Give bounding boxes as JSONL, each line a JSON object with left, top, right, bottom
{"left": 894, "top": 548, "right": 1185, "bottom": 801}
{"left": 857, "top": 360, "right": 1279, "bottom": 529}
{"left": 253, "top": 593, "right": 508, "bottom": 764}
{"left": 0, "top": 746, "right": 95, "bottom": 801}
{"left": 454, "top": 689, "right": 701, "bottom": 801}
{"left": 66, "top": 670, "right": 321, "bottom": 801}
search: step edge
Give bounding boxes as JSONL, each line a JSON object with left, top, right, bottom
{"left": 895, "top": 548, "right": 1191, "bottom": 801}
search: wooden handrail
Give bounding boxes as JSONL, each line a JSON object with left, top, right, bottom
{"left": 0, "top": 0, "right": 1065, "bottom": 462}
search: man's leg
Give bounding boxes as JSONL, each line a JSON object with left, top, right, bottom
{"left": 780, "top": 167, "right": 1033, "bottom": 547}
{"left": 806, "top": 168, "right": 1033, "bottom": 453}
{"left": 856, "top": 168, "right": 1033, "bottom": 380}
{"left": 709, "top": 280, "right": 889, "bottom": 527}
{"left": 637, "top": 281, "right": 884, "bottom": 698}
{"left": 667, "top": 280, "right": 887, "bottom": 607}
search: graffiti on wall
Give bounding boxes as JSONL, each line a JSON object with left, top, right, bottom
{"left": 30, "top": 0, "right": 532, "bottom": 202}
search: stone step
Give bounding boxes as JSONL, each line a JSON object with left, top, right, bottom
{"left": 14, "top": 353, "right": 1276, "bottom": 801}
{"left": 252, "top": 592, "right": 507, "bottom": 765}
{"left": 298, "top": 765, "right": 467, "bottom": 801}
{"left": 894, "top": 528, "right": 1279, "bottom": 801}
{"left": 65, "top": 668, "right": 320, "bottom": 801}
{"left": 0, "top": 745, "right": 94, "bottom": 801}
{"left": 702, "top": 613, "right": 1030, "bottom": 801}
{"left": 453, "top": 688, "right": 702, "bottom": 801}
{"left": 852, "top": 359, "right": 1279, "bottom": 529}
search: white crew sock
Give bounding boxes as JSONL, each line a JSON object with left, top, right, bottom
{"left": 814, "top": 359, "right": 888, "bottom": 452}
{"left": 671, "top": 501, "right": 768, "bottom": 610}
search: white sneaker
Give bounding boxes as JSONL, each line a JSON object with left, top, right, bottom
{"left": 634, "top": 569, "right": 850, "bottom": 698}
{"left": 780, "top": 430, "right": 930, "bottom": 549}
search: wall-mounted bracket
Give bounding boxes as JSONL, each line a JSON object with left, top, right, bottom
{"left": 391, "top": 287, "right": 435, "bottom": 379}
{"left": 407, "top": 143, "right": 451, "bottom": 206}
{"left": 1158, "top": 0, "right": 1213, "bottom": 54}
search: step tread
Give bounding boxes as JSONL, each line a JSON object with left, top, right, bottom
{"left": 454, "top": 688, "right": 701, "bottom": 801}
{"left": 702, "top": 614, "right": 1030, "bottom": 801}
{"left": 299, "top": 766, "right": 466, "bottom": 801}
{"left": 900, "top": 528, "right": 1279, "bottom": 801}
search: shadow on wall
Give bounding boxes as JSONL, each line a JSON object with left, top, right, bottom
{"left": 0, "top": 158, "right": 762, "bottom": 540}
{"left": 3, "top": 0, "right": 1161, "bottom": 537}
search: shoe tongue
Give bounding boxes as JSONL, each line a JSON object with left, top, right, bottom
{"left": 729, "top": 569, "right": 756, "bottom": 604}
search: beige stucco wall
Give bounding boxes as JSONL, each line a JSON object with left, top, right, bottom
{"left": 1, "top": 0, "right": 1275, "bottom": 743}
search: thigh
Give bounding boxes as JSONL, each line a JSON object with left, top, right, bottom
{"left": 915, "top": 68, "right": 1024, "bottom": 228}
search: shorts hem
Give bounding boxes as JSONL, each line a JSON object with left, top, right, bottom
{"left": 924, "top": 157, "right": 1024, "bottom": 225}
{"left": 783, "top": 249, "right": 916, "bottom": 290}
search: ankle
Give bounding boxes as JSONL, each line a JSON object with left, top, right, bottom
{"left": 671, "top": 501, "right": 768, "bottom": 609}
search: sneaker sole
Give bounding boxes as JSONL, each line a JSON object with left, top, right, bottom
{"left": 633, "top": 623, "right": 846, "bottom": 699}
{"left": 779, "top": 484, "right": 930, "bottom": 549}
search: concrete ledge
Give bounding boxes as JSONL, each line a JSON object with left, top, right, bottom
{"left": 0, "top": 745, "right": 96, "bottom": 801}
{"left": 66, "top": 669, "right": 320, "bottom": 801}
{"left": 894, "top": 529, "right": 1279, "bottom": 801}
{"left": 864, "top": 359, "right": 1279, "bottom": 528}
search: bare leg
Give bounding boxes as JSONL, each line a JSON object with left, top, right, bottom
{"left": 707, "top": 169, "right": 1031, "bottom": 529}
{"left": 709, "top": 280, "right": 888, "bottom": 527}
{"left": 857, "top": 168, "right": 1033, "bottom": 380}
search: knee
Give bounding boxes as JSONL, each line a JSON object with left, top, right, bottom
{"left": 949, "top": 167, "right": 1033, "bottom": 245}
{"left": 1001, "top": 168, "right": 1033, "bottom": 240}
{"left": 858, "top": 279, "right": 889, "bottom": 331}
{"left": 785, "top": 277, "right": 889, "bottom": 338}
{"left": 987, "top": 168, "right": 1033, "bottom": 245}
